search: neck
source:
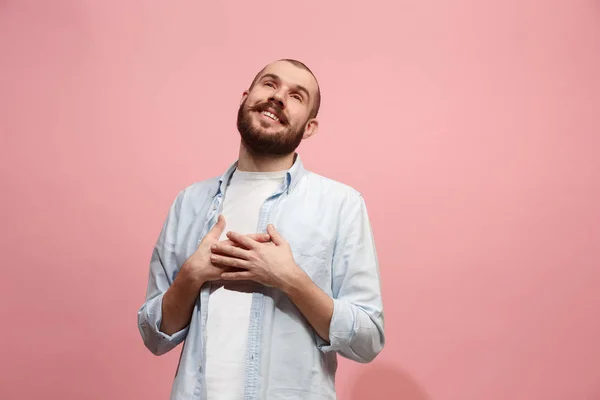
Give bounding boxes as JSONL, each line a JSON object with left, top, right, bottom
{"left": 236, "top": 143, "right": 295, "bottom": 172}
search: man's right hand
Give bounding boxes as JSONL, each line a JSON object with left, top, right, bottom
{"left": 160, "top": 214, "right": 270, "bottom": 336}
{"left": 179, "top": 215, "right": 271, "bottom": 288}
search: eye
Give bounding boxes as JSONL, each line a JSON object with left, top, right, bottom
{"left": 264, "top": 82, "right": 276, "bottom": 88}
{"left": 291, "top": 94, "right": 303, "bottom": 102}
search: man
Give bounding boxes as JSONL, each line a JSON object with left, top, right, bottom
{"left": 138, "top": 59, "right": 385, "bottom": 400}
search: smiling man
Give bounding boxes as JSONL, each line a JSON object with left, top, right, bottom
{"left": 137, "top": 59, "right": 385, "bottom": 400}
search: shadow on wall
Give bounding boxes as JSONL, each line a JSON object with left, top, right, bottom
{"left": 350, "top": 363, "right": 432, "bottom": 400}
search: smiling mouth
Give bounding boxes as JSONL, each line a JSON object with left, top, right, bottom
{"left": 259, "top": 110, "right": 281, "bottom": 123}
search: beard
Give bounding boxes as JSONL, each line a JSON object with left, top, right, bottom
{"left": 236, "top": 98, "right": 306, "bottom": 156}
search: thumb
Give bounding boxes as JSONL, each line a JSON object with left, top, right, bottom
{"left": 208, "top": 214, "right": 226, "bottom": 239}
{"left": 267, "top": 224, "right": 285, "bottom": 246}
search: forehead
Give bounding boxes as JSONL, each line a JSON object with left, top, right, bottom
{"left": 256, "top": 61, "right": 318, "bottom": 96}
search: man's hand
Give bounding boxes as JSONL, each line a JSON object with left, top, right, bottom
{"left": 180, "top": 215, "right": 271, "bottom": 288}
{"left": 210, "top": 223, "right": 334, "bottom": 342}
{"left": 160, "top": 215, "right": 270, "bottom": 335}
{"left": 209, "top": 224, "right": 307, "bottom": 290}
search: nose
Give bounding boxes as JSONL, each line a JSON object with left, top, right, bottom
{"left": 269, "top": 89, "right": 285, "bottom": 109}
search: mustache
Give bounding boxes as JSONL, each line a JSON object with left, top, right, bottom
{"left": 250, "top": 101, "right": 288, "bottom": 125}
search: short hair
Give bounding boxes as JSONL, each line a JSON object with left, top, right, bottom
{"left": 248, "top": 59, "right": 321, "bottom": 119}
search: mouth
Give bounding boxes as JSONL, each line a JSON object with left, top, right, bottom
{"left": 254, "top": 106, "right": 286, "bottom": 125}
{"left": 260, "top": 110, "right": 280, "bottom": 122}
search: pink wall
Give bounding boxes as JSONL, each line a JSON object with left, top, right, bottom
{"left": 2, "top": 0, "right": 599, "bottom": 399}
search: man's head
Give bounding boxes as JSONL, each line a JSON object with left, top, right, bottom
{"left": 236, "top": 59, "right": 321, "bottom": 156}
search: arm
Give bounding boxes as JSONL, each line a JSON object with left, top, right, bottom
{"left": 137, "top": 190, "right": 191, "bottom": 356}
{"left": 211, "top": 225, "right": 334, "bottom": 342}
{"left": 316, "top": 192, "right": 385, "bottom": 363}
{"left": 214, "top": 192, "right": 385, "bottom": 362}
{"left": 141, "top": 205, "right": 271, "bottom": 353}
{"left": 213, "top": 192, "right": 385, "bottom": 362}
{"left": 160, "top": 265, "right": 204, "bottom": 335}
{"left": 282, "top": 273, "right": 334, "bottom": 343}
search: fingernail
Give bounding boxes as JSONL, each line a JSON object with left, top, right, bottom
{"left": 211, "top": 244, "right": 216, "bottom": 250}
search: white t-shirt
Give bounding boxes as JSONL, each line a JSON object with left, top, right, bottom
{"left": 205, "top": 169, "right": 286, "bottom": 399}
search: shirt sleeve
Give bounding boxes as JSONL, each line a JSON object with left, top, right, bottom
{"left": 137, "top": 190, "right": 190, "bottom": 356}
{"left": 317, "top": 192, "right": 385, "bottom": 363}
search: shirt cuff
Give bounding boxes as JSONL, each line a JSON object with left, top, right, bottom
{"left": 316, "top": 298, "right": 356, "bottom": 352}
{"left": 139, "top": 292, "right": 189, "bottom": 354}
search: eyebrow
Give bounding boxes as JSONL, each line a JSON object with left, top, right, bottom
{"left": 260, "top": 73, "right": 311, "bottom": 101}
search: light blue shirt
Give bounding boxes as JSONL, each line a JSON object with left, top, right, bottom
{"left": 137, "top": 155, "right": 385, "bottom": 400}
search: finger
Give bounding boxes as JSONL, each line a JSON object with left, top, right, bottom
{"left": 210, "top": 254, "right": 251, "bottom": 269}
{"left": 222, "top": 266, "right": 246, "bottom": 273}
{"left": 211, "top": 243, "right": 250, "bottom": 260}
{"left": 267, "top": 224, "right": 286, "bottom": 246}
{"left": 226, "top": 231, "right": 258, "bottom": 250}
{"left": 219, "top": 234, "right": 269, "bottom": 248}
{"left": 247, "top": 233, "right": 271, "bottom": 243}
{"left": 221, "top": 271, "right": 254, "bottom": 281}
{"left": 206, "top": 215, "right": 226, "bottom": 240}
{"left": 219, "top": 239, "right": 245, "bottom": 247}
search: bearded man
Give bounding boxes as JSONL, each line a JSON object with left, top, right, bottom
{"left": 138, "top": 59, "right": 385, "bottom": 400}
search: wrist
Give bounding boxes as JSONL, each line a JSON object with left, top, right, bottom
{"left": 281, "top": 266, "right": 311, "bottom": 297}
{"left": 178, "top": 262, "right": 206, "bottom": 291}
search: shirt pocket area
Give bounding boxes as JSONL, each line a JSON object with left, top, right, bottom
{"left": 277, "top": 219, "right": 332, "bottom": 286}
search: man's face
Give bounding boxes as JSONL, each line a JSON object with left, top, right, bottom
{"left": 236, "top": 61, "right": 319, "bottom": 156}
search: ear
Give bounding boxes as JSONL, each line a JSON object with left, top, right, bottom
{"left": 302, "top": 119, "right": 319, "bottom": 140}
{"left": 240, "top": 91, "right": 249, "bottom": 105}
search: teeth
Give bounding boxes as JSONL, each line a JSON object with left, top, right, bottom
{"left": 261, "top": 111, "right": 279, "bottom": 122}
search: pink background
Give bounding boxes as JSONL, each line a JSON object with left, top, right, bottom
{"left": 1, "top": 0, "right": 599, "bottom": 399}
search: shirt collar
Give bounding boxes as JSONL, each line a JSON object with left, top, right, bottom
{"left": 215, "top": 153, "right": 307, "bottom": 197}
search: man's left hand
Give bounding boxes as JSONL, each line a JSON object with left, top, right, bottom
{"left": 209, "top": 224, "right": 306, "bottom": 289}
